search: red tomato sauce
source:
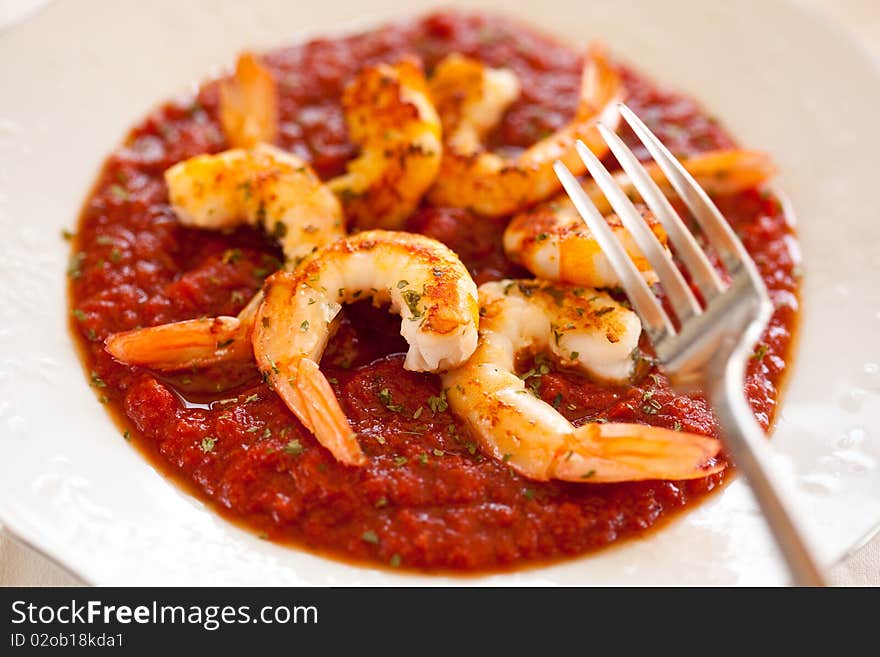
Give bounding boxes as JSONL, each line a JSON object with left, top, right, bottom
{"left": 68, "top": 11, "right": 800, "bottom": 571}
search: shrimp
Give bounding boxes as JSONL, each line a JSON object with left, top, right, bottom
{"left": 327, "top": 59, "right": 442, "bottom": 230}
{"left": 581, "top": 148, "right": 777, "bottom": 216}
{"left": 105, "top": 145, "right": 345, "bottom": 372}
{"left": 164, "top": 143, "right": 345, "bottom": 265}
{"left": 427, "top": 44, "right": 623, "bottom": 217}
{"left": 504, "top": 204, "right": 668, "bottom": 289}
{"left": 219, "top": 52, "right": 279, "bottom": 148}
{"left": 104, "top": 292, "right": 262, "bottom": 371}
{"left": 503, "top": 149, "right": 776, "bottom": 288}
{"left": 252, "top": 230, "right": 480, "bottom": 466}
{"left": 442, "top": 280, "right": 723, "bottom": 482}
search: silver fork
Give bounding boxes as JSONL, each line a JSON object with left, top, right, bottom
{"left": 553, "top": 103, "right": 825, "bottom": 586}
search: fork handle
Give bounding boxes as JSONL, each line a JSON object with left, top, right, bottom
{"left": 709, "top": 361, "right": 827, "bottom": 586}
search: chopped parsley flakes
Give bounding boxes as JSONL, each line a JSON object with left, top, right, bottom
{"left": 378, "top": 388, "right": 403, "bottom": 413}
{"left": 67, "top": 252, "right": 86, "bottom": 280}
{"left": 283, "top": 439, "right": 305, "bottom": 456}
{"left": 426, "top": 390, "right": 448, "bottom": 414}
{"left": 401, "top": 290, "right": 422, "bottom": 318}
{"left": 109, "top": 184, "right": 130, "bottom": 201}
{"left": 752, "top": 343, "right": 768, "bottom": 361}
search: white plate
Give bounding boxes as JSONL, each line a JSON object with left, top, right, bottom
{"left": 1, "top": 0, "right": 879, "bottom": 586}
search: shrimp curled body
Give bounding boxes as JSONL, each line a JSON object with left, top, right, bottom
{"left": 165, "top": 143, "right": 345, "bottom": 265}
{"left": 504, "top": 205, "right": 668, "bottom": 289}
{"left": 105, "top": 145, "right": 344, "bottom": 372}
{"left": 442, "top": 280, "right": 723, "bottom": 482}
{"left": 253, "top": 230, "right": 480, "bottom": 466}
{"left": 503, "top": 149, "right": 776, "bottom": 288}
{"left": 427, "top": 45, "right": 623, "bottom": 217}
{"left": 328, "top": 59, "right": 443, "bottom": 230}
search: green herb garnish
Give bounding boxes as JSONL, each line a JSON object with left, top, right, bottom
{"left": 378, "top": 388, "right": 403, "bottom": 413}
{"left": 67, "top": 252, "right": 86, "bottom": 280}
{"left": 752, "top": 343, "right": 768, "bottom": 361}
{"left": 426, "top": 390, "right": 448, "bottom": 414}
{"left": 401, "top": 290, "right": 422, "bottom": 318}
{"left": 109, "top": 184, "right": 129, "bottom": 201}
{"left": 283, "top": 439, "right": 305, "bottom": 456}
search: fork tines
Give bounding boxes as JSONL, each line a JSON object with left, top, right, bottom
{"left": 553, "top": 103, "right": 762, "bottom": 350}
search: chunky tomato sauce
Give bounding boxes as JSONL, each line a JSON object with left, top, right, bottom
{"left": 68, "top": 11, "right": 800, "bottom": 571}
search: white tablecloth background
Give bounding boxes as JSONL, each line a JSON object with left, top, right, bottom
{"left": 1, "top": 0, "right": 878, "bottom": 586}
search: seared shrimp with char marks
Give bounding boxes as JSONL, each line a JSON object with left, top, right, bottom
{"left": 327, "top": 59, "right": 443, "bottom": 230}
{"left": 253, "top": 230, "right": 479, "bottom": 466}
{"left": 505, "top": 203, "right": 668, "bottom": 289}
{"left": 165, "top": 143, "right": 344, "bottom": 265}
{"left": 503, "top": 148, "right": 776, "bottom": 288}
{"left": 105, "top": 145, "right": 345, "bottom": 372}
{"left": 442, "top": 280, "right": 723, "bottom": 482}
{"left": 427, "top": 44, "right": 622, "bottom": 217}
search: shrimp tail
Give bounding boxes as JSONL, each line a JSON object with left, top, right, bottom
{"left": 552, "top": 423, "right": 725, "bottom": 483}
{"left": 585, "top": 149, "right": 777, "bottom": 215}
{"left": 673, "top": 149, "right": 777, "bottom": 196}
{"left": 279, "top": 358, "right": 366, "bottom": 467}
{"left": 219, "top": 51, "right": 279, "bottom": 148}
{"left": 104, "top": 316, "right": 252, "bottom": 371}
{"left": 572, "top": 42, "right": 624, "bottom": 157}
{"left": 428, "top": 42, "right": 623, "bottom": 216}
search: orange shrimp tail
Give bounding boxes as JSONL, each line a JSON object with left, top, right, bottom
{"left": 277, "top": 358, "right": 366, "bottom": 467}
{"left": 584, "top": 149, "right": 778, "bottom": 213}
{"left": 679, "top": 149, "right": 777, "bottom": 196}
{"left": 104, "top": 316, "right": 252, "bottom": 371}
{"left": 552, "top": 422, "right": 725, "bottom": 483}
{"left": 565, "top": 42, "right": 624, "bottom": 164}
{"left": 220, "top": 51, "right": 279, "bottom": 148}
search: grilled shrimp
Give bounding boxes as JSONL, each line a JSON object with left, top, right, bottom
{"left": 327, "top": 59, "right": 442, "bottom": 230}
{"left": 106, "top": 145, "right": 345, "bottom": 372}
{"left": 165, "top": 143, "right": 344, "bottom": 265}
{"left": 505, "top": 204, "right": 668, "bottom": 289}
{"left": 220, "top": 56, "right": 442, "bottom": 229}
{"left": 219, "top": 52, "right": 279, "bottom": 148}
{"left": 503, "top": 148, "right": 775, "bottom": 288}
{"left": 427, "top": 44, "right": 623, "bottom": 217}
{"left": 442, "top": 280, "right": 723, "bottom": 482}
{"left": 252, "top": 230, "right": 479, "bottom": 466}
